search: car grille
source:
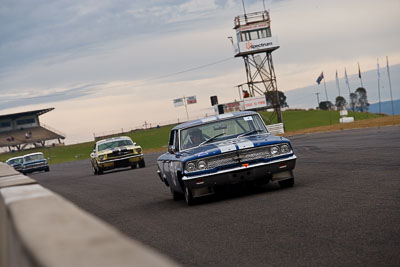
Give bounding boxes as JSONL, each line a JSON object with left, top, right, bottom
{"left": 107, "top": 149, "right": 134, "bottom": 159}
{"left": 207, "top": 146, "right": 271, "bottom": 169}
{"left": 24, "top": 162, "right": 47, "bottom": 168}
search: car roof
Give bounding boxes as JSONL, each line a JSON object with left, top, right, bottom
{"left": 172, "top": 111, "right": 259, "bottom": 130}
{"left": 96, "top": 136, "right": 132, "bottom": 145}
{"left": 23, "top": 152, "right": 44, "bottom": 157}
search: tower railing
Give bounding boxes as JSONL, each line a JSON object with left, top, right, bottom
{"left": 234, "top": 10, "right": 269, "bottom": 28}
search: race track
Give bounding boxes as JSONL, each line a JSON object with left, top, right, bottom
{"left": 33, "top": 126, "right": 400, "bottom": 266}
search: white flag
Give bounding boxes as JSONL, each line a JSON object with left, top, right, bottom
{"left": 173, "top": 98, "right": 184, "bottom": 107}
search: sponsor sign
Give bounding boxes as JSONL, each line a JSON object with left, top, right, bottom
{"left": 223, "top": 101, "right": 243, "bottom": 113}
{"left": 173, "top": 98, "right": 184, "bottom": 107}
{"left": 186, "top": 96, "right": 197, "bottom": 105}
{"left": 237, "top": 22, "right": 268, "bottom": 32}
{"left": 234, "top": 36, "right": 278, "bottom": 56}
{"left": 244, "top": 95, "right": 267, "bottom": 110}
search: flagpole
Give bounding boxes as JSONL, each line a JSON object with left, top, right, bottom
{"left": 345, "top": 68, "right": 351, "bottom": 94}
{"left": 335, "top": 70, "right": 341, "bottom": 96}
{"left": 315, "top": 92, "right": 320, "bottom": 108}
{"left": 183, "top": 96, "right": 189, "bottom": 121}
{"left": 377, "top": 58, "right": 381, "bottom": 114}
{"left": 323, "top": 76, "right": 328, "bottom": 101}
{"left": 386, "top": 56, "right": 395, "bottom": 115}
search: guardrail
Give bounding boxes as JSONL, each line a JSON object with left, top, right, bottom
{"left": 266, "top": 123, "right": 285, "bottom": 135}
{"left": 0, "top": 163, "right": 178, "bottom": 267}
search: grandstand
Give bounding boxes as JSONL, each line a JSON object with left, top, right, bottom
{"left": 0, "top": 108, "right": 65, "bottom": 152}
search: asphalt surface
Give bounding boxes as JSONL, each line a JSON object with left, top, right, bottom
{"left": 33, "top": 126, "right": 400, "bottom": 267}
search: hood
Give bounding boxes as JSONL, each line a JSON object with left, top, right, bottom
{"left": 178, "top": 133, "right": 290, "bottom": 161}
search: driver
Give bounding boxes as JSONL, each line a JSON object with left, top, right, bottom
{"left": 188, "top": 128, "right": 204, "bottom": 147}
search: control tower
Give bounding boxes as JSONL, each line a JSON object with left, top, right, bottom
{"left": 233, "top": 10, "right": 283, "bottom": 123}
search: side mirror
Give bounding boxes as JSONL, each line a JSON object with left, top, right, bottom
{"left": 168, "top": 145, "right": 175, "bottom": 154}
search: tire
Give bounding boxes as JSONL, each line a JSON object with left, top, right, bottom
{"left": 97, "top": 166, "right": 103, "bottom": 175}
{"left": 184, "top": 186, "right": 195, "bottom": 206}
{"left": 45, "top": 167, "right": 50, "bottom": 172}
{"left": 170, "top": 187, "right": 182, "bottom": 201}
{"left": 279, "top": 178, "right": 294, "bottom": 188}
{"left": 138, "top": 159, "right": 145, "bottom": 168}
{"left": 92, "top": 165, "right": 98, "bottom": 175}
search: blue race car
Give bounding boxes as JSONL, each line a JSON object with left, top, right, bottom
{"left": 157, "top": 111, "right": 297, "bottom": 205}
{"left": 21, "top": 152, "right": 50, "bottom": 174}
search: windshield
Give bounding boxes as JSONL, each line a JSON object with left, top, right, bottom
{"left": 24, "top": 154, "right": 44, "bottom": 162}
{"left": 180, "top": 114, "right": 267, "bottom": 150}
{"left": 98, "top": 139, "right": 133, "bottom": 151}
{"left": 7, "top": 158, "right": 23, "bottom": 165}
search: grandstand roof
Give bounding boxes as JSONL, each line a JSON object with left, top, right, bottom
{"left": 0, "top": 108, "right": 54, "bottom": 120}
{"left": 0, "top": 126, "right": 65, "bottom": 148}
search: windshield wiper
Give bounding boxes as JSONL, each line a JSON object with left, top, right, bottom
{"left": 199, "top": 132, "right": 226, "bottom": 146}
{"left": 237, "top": 130, "right": 264, "bottom": 138}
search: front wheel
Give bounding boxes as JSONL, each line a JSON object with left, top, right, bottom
{"left": 184, "top": 186, "right": 195, "bottom": 206}
{"left": 92, "top": 165, "right": 98, "bottom": 175}
{"left": 170, "top": 187, "right": 182, "bottom": 201}
{"left": 138, "top": 159, "right": 145, "bottom": 168}
{"left": 279, "top": 178, "right": 294, "bottom": 188}
{"left": 97, "top": 165, "right": 103, "bottom": 175}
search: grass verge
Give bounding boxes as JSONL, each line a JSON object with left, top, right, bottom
{"left": 1, "top": 111, "right": 399, "bottom": 164}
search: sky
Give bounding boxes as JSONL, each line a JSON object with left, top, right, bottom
{"left": 1, "top": 0, "right": 399, "bottom": 144}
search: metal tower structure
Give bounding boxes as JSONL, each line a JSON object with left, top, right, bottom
{"left": 232, "top": 10, "right": 283, "bottom": 124}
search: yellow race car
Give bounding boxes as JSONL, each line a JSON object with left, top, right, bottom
{"left": 90, "top": 136, "right": 144, "bottom": 175}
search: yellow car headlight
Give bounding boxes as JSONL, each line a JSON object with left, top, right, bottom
{"left": 136, "top": 148, "right": 142, "bottom": 153}
{"left": 98, "top": 155, "right": 106, "bottom": 161}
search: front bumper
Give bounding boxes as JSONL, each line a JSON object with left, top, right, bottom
{"left": 98, "top": 154, "right": 143, "bottom": 169}
{"left": 23, "top": 163, "right": 48, "bottom": 173}
{"left": 182, "top": 155, "right": 296, "bottom": 192}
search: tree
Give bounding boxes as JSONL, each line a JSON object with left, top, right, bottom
{"left": 265, "top": 91, "right": 289, "bottom": 108}
{"left": 355, "top": 87, "right": 369, "bottom": 112}
{"left": 335, "top": 96, "right": 347, "bottom": 110}
{"left": 319, "top": 101, "right": 333, "bottom": 110}
{"left": 349, "top": 93, "right": 357, "bottom": 111}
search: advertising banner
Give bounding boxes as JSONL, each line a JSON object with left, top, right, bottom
{"left": 186, "top": 96, "right": 197, "bottom": 105}
{"left": 244, "top": 95, "right": 267, "bottom": 110}
{"left": 234, "top": 36, "right": 278, "bottom": 56}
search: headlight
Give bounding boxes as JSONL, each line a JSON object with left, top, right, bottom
{"left": 280, "top": 144, "right": 290, "bottom": 154}
{"left": 186, "top": 162, "right": 196, "bottom": 172}
{"left": 98, "top": 155, "right": 105, "bottom": 161}
{"left": 197, "top": 160, "right": 207, "bottom": 170}
{"left": 136, "top": 148, "right": 142, "bottom": 153}
{"left": 270, "top": 146, "right": 280, "bottom": 156}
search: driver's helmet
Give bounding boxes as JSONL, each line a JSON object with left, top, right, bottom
{"left": 188, "top": 128, "right": 203, "bottom": 145}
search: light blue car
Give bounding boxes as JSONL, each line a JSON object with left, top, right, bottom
{"left": 21, "top": 152, "right": 49, "bottom": 174}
